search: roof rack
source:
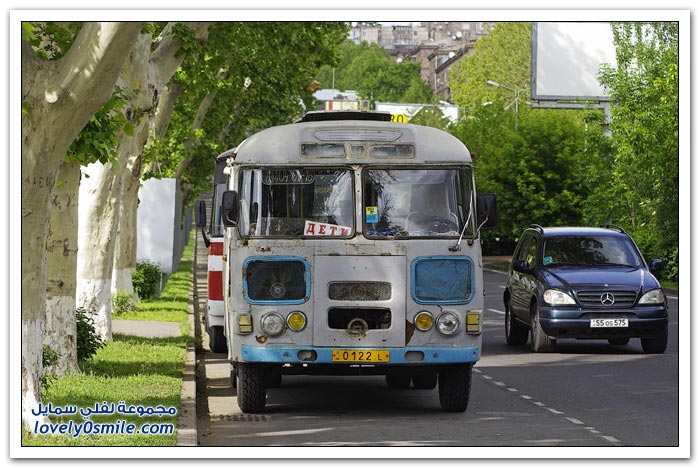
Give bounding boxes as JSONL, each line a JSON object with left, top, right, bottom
{"left": 600, "top": 224, "right": 626, "bottom": 233}
{"left": 528, "top": 224, "right": 544, "bottom": 233}
{"left": 296, "top": 110, "right": 393, "bottom": 123}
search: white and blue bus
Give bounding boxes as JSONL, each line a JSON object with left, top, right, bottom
{"left": 218, "top": 111, "right": 496, "bottom": 412}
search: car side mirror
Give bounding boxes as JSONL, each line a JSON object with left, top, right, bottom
{"left": 221, "top": 190, "right": 239, "bottom": 227}
{"left": 513, "top": 259, "right": 533, "bottom": 275}
{"left": 649, "top": 258, "right": 664, "bottom": 279}
{"left": 477, "top": 193, "right": 497, "bottom": 230}
{"left": 194, "top": 200, "right": 207, "bottom": 228}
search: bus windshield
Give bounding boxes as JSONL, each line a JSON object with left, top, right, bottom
{"left": 363, "top": 168, "right": 475, "bottom": 239}
{"left": 239, "top": 168, "right": 354, "bottom": 237}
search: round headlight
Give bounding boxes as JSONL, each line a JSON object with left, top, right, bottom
{"left": 414, "top": 311, "right": 434, "bottom": 331}
{"left": 270, "top": 282, "right": 287, "bottom": 299}
{"left": 436, "top": 312, "right": 460, "bottom": 336}
{"left": 287, "top": 311, "right": 307, "bottom": 331}
{"left": 260, "top": 312, "right": 286, "bottom": 337}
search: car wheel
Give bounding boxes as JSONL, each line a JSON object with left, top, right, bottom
{"left": 641, "top": 329, "right": 668, "bottom": 354}
{"left": 412, "top": 372, "right": 438, "bottom": 390}
{"left": 386, "top": 374, "right": 411, "bottom": 389}
{"left": 608, "top": 337, "right": 630, "bottom": 346}
{"left": 438, "top": 364, "right": 472, "bottom": 412}
{"left": 530, "top": 303, "right": 554, "bottom": 353}
{"left": 505, "top": 298, "right": 529, "bottom": 346}
{"left": 208, "top": 325, "right": 227, "bottom": 353}
{"left": 237, "top": 363, "right": 267, "bottom": 413}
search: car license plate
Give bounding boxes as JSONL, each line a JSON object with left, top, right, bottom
{"left": 590, "top": 318, "right": 629, "bottom": 328}
{"left": 332, "top": 349, "right": 390, "bottom": 363}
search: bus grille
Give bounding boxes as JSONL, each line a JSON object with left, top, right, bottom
{"left": 328, "top": 282, "right": 392, "bottom": 301}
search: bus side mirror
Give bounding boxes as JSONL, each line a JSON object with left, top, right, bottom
{"left": 222, "top": 190, "right": 239, "bottom": 227}
{"left": 477, "top": 193, "right": 497, "bottom": 230}
{"left": 194, "top": 200, "right": 207, "bottom": 228}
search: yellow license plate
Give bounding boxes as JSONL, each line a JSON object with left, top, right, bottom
{"left": 332, "top": 349, "right": 390, "bottom": 363}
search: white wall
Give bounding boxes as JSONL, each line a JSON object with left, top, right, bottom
{"left": 136, "top": 178, "right": 179, "bottom": 274}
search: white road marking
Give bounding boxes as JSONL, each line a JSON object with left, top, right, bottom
{"left": 488, "top": 308, "right": 505, "bottom": 315}
{"left": 478, "top": 372, "right": 622, "bottom": 445}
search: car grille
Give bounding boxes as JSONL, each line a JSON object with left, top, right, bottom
{"left": 328, "top": 282, "right": 392, "bottom": 301}
{"left": 576, "top": 290, "right": 638, "bottom": 308}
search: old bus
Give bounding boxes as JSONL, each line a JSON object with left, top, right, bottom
{"left": 195, "top": 150, "right": 235, "bottom": 353}
{"left": 218, "top": 111, "right": 496, "bottom": 413}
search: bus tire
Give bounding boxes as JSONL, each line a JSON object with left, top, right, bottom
{"left": 208, "top": 326, "right": 227, "bottom": 353}
{"left": 438, "top": 364, "right": 472, "bottom": 412}
{"left": 237, "top": 363, "right": 267, "bottom": 413}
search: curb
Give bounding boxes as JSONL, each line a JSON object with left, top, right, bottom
{"left": 176, "top": 341, "right": 197, "bottom": 446}
{"left": 176, "top": 253, "right": 198, "bottom": 446}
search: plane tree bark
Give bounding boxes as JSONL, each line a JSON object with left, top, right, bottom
{"left": 21, "top": 21, "right": 143, "bottom": 431}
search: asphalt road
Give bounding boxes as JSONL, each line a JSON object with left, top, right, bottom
{"left": 196, "top": 269, "right": 680, "bottom": 449}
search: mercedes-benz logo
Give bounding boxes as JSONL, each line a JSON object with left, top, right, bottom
{"left": 600, "top": 292, "right": 616, "bottom": 306}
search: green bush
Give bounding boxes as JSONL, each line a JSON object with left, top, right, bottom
{"left": 132, "top": 260, "right": 162, "bottom": 299}
{"left": 111, "top": 291, "right": 137, "bottom": 316}
{"left": 76, "top": 307, "right": 104, "bottom": 362}
{"left": 41, "top": 345, "right": 59, "bottom": 392}
{"left": 663, "top": 245, "right": 679, "bottom": 283}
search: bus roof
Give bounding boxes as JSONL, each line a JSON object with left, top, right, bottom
{"left": 232, "top": 120, "right": 471, "bottom": 165}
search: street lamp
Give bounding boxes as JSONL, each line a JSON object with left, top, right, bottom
{"left": 486, "top": 80, "right": 529, "bottom": 130}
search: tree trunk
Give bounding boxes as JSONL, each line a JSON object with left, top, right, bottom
{"left": 21, "top": 21, "right": 143, "bottom": 432}
{"left": 44, "top": 160, "right": 81, "bottom": 375}
{"left": 112, "top": 119, "right": 149, "bottom": 294}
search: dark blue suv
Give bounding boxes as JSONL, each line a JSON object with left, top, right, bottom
{"left": 504, "top": 225, "right": 668, "bottom": 353}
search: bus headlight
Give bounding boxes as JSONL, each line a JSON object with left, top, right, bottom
{"left": 414, "top": 311, "right": 434, "bottom": 331}
{"left": 260, "top": 312, "right": 286, "bottom": 337}
{"left": 436, "top": 312, "right": 459, "bottom": 336}
{"left": 287, "top": 311, "right": 307, "bottom": 331}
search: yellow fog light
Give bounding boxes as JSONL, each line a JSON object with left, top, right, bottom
{"left": 467, "top": 311, "right": 481, "bottom": 334}
{"left": 414, "top": 311, "right": 434, "bottom": 331}
{"left": 287, "top": 311, "right": 307, "bottom": 332}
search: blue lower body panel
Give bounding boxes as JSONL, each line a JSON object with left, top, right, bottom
{"left": 241, "top": 344, "right": 480, "bottom": 365}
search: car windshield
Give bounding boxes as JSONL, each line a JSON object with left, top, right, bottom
{"left": 542, "top": 235, "right": 642, "bottom": 267}
{"left": 239, "top": 168, "right": 354, "bottom": 237}
{"left": 363, "top": 168, "right": 475, "bottom": 239}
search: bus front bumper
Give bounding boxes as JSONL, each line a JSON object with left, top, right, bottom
{"left": 240, "top": 344, "right": 480, "bottom": 366}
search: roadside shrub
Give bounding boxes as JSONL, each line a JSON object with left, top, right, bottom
{"left": 111, "top": 291, "right": 137, "bottom": 316}
{"left": 41, "top": 345, "right": 59, "bottom": 392}
{"left": 76, "top": 307, "right": 104, "bottom": 362}
{"left": 663, "top": 245, "right": 679, "bottom": 283}
{"left": 132, "top": 260, "right": 162, "bottom": 299}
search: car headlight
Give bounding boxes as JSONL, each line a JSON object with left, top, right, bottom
{"left": 639, "top": 289, "right": 665, "bottom": 305}
{"left": 260, "top": 312, "right": 286, "bottom": 337}
{"left": 414, "top": 311, "right": 434, "bottom": 331}
{"left": 436, "top": 312, "right": 460, "bottom": 336}
{"left": 543, "top": 289, "right": 576, "bottom": 305}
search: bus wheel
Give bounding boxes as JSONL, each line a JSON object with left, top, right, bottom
{"left": 412, "top": 372, "right": 438, "bottom": 389}
{"left": 237, "top": 363, "right": 267, "bottom": 413}
{"left": 438, "top": 364, "right": 472, "bottom": 412}
{"left": 208, "top": 326, "right": 227, "bottom": 353}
